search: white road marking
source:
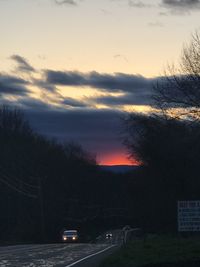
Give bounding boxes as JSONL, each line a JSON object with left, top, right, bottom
{"left": 65, "top": 245, "right": 116, "bottom": 267}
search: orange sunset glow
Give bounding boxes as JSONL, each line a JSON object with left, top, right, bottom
{"left": 99, "top": 152, "right": 139, "bottom": 166}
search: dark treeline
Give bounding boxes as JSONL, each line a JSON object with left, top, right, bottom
{"left": 2, "top": 104, "right": 198, "bottom": 243}
{"left": 124, "top": 116, "right": 200, "bottom": 232}
{"left": 123, "top": 32, "right": 200, "bottom": 233}
{"left": 0, "top": 106, "right": 135, "bottom": 244}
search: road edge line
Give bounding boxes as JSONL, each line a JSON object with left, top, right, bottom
{"left": 65, "top": 245, "right": 116, "bottom": 267}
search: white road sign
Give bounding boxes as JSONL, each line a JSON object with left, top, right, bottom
{"left": 178, "top": 201, "right": 200, "bottom": 232}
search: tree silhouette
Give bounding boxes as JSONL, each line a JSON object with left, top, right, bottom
{"left": 154, "top": 32, "right": 200, "bottom": 120}
{"left": 123, "top": 32, "right": 200, "bottom": 232}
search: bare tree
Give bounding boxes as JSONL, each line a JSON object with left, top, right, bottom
{"left": 63, "top": 142, "right": 96, "bottom": 165}
{"left": 0, "top": 105, "right": 32, "bottom": 134}
{"left": 154, "top": 31, "right": 200, "bottom": 120}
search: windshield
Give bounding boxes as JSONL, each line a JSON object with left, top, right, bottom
{"left": 63, "top": 231, "right": 77, "bottom": 236}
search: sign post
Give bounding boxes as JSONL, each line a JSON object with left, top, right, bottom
{"left": 178, "top": 201, "right": 200, "bottom": 232}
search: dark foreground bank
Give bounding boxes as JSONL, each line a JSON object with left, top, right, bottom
{"left": 99, "top": 235, "right": 200, "bottom": 267}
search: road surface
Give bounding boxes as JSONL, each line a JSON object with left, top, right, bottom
{"left": 0, "top": 243, "right": 118, "bottom": 267}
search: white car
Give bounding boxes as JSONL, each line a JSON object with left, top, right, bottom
{"left": 62, "top": 230, "right": 78, "bottom": 242}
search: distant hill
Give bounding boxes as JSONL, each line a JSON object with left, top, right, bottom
{"left": 99, "top": 165, "right": 139, "bottom": 173}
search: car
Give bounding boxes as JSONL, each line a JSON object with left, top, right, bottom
{"left": 106, "top": 233, "right": 113, "bottom": 240}
{"left": 62, "top": 230, "right": 78, "bottom": 242}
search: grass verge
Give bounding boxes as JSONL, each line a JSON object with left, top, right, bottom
{"left": 100, "top": 235, "right": 200, "bottom": 267}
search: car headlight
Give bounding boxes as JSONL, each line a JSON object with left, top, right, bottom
{"left": 72, "top": 236, "right": 76, "bottom": 240}
{"left": 63, "top": 236, "right": 67, "bottom": 240}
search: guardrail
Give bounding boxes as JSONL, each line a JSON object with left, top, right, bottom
{"left": 122, "top": 226, "right": 143, "bottom": 245}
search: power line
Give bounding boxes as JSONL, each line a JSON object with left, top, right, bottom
{"left": 0, "top": 175, "right": 38, "bottom": 199}
{"left": 0, "top": 166, "right": 39, "bottom": 190}
{"left": 0, "top": 167, "right": 38, "bottom": 198}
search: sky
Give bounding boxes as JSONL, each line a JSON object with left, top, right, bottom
{"left": 0, "top": 0, "right": 200, "bottom": 165}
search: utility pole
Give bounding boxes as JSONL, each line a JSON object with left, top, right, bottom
{"left": 38, "top": 176, "right": 45, "bottom": 242}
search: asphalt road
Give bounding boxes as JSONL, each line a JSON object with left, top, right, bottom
{"left": 0, "top": 242, "right": 118, "bottom": 267}
{"left": 66, "top": 245, "right": 119, "bottom": 267}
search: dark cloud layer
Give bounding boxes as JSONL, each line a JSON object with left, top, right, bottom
{"left": 17, "top": 98, "right": 51, "bottom": 110}
{"left": 91, "top": 91, "right": 153, "bottom": 106}
{"left": 0, "top": 65, "right": 155, "bottom": 107}
{"left": 33, "top": 78, "right": 57, "bottom": 92}
{"left": 25, "top": 108, "right": 126, "bottom": 160}
{"left": 162, "top": 0, "right": 200, "bottom": 11}
{"left": 45, "top": 70, "right": 154, "bottom": 93}
{"left": 62, "top": 97, "right": 88, "bottom": 107}
{"left": 0, "top": 74, "right": 29, "bottom": 96}
{"left": 46, "top": 70, "right": 86, "bottom": 86}
{"left": 163, "top": 0, "right": 200, "bottom": 6}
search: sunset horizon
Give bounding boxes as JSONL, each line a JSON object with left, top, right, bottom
{"left": 1, "top": 0, "right": 200, "bottom": 265}
{"left": 1, "top": 0, "right": 200, "bottom": 165}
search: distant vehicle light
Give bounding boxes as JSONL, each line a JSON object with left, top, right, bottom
{"left": 106, "top": 233, "right": 113, "bottom": 239}
{"left": 72, "top": 236, "right": 76, "bottom": 240}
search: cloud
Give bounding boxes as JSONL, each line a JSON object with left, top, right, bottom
{"left": 128, "top": 0, "right": 152, "bottom": 8}
{"left": 45, "top": 70, "right": 154, "bottom": 93}
{"left": 33, "top": 78, "right": 57, "bottom": 92}
{"left": 25, "top": 108, "right": 125, "bottom": 157}
{"left": 162, "top": 0, "right": 200, "bottom": 11}
{"left": 114, "top": 54, "right": 129, "bottom": 63}
{"left": 2, "top": 54, "right": 157, "bottom": 108}
{"left": 10, "top": 55, "right": 35, "bottom": 73}
{"left": 0, "top": 74, "right": 29, "bottom": 96}
{"left": 90, "top": 91, "right": 153, "bottom": 106}
{"left": 62, "top": 97, "right": 88, "bottom": 107}
{"left": 46, "top": 70, "right": 86, "bottom": 86}
{"left": 54, "top": 0, "right": 79, "bottom": 5}
{"left": 16, "top": 98, "right": 52, "bottom": 110}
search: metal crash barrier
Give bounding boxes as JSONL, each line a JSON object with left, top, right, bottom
{"left": 122, "top": 226, "right": 143, "bottom": 245}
